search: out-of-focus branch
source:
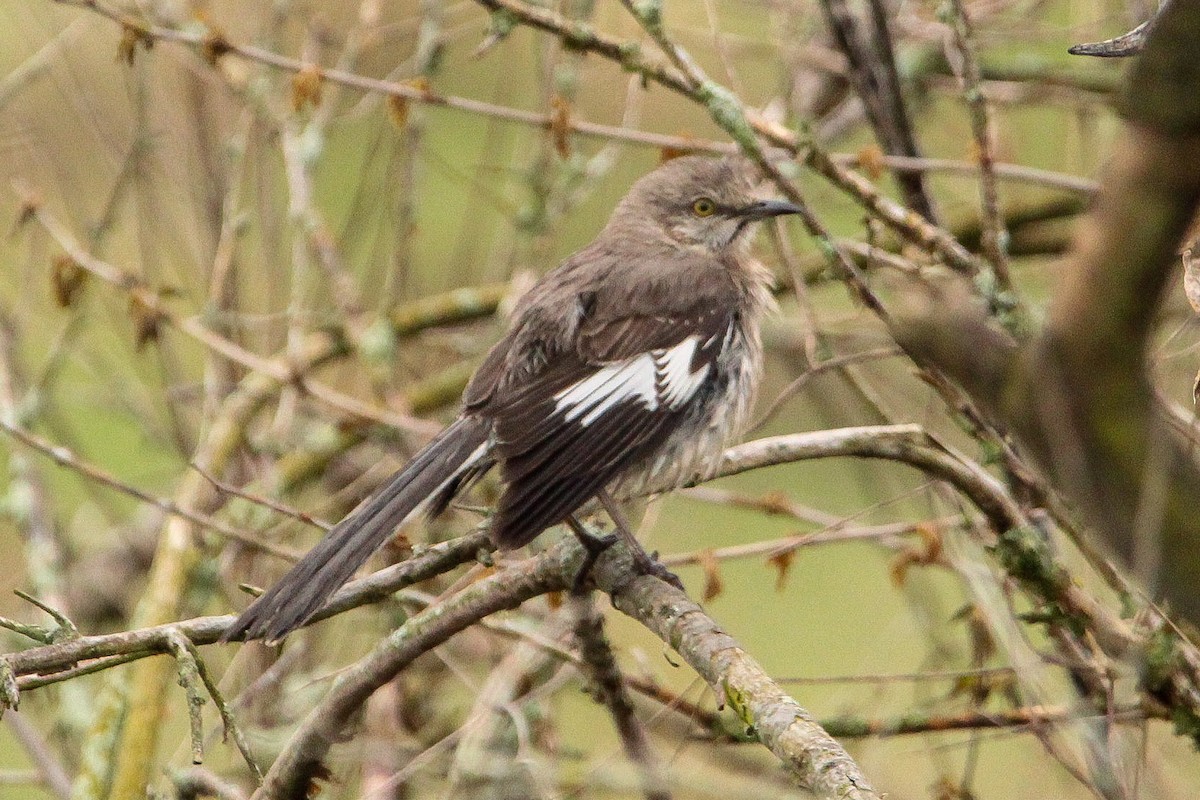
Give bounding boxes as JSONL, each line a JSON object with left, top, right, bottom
{"left": 170, "top": 767, "right": 249, "bottom": 800}
{"left": 895, "top": 0, "right": 1200, "bottom": 625}
{"left": 5, "top": 711, "right": 71, "bottom": 800}
{"left": 250, "top": 540, "right": 578, "bottom": 800}
{"left": 16, "top": 192, "right": 502, "bottom": 434}
{"left": 0, "top": 316, "right": 70, "bottom": 614}
{"left": 819, "top": 703, "right": 1156, "bottom": 738}
{"left": 892, "top": 1, "right": 1200, "bottom": 751}
{"left": 820, "top": 0, "right": 938, "bottom": 223}
{"left": 570, "top": 593, "right": 669, "bottom": 800}
{"left": 0, "top": 418, "right": 300, "bottom": 559}
{"left": 910, "top": 44, "right": 1121, "bottom": 96}
{"left": 8, "top": 232, "right": 506, "bottom": 795}
{"left": 944, "top": 0, "right": 1012, "bottom": 289}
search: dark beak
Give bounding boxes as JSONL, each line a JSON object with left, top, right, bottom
{"left": 739, "top": 199, "right": 803, "bottom": 220}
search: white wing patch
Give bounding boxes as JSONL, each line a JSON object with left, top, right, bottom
{"left": 554, "top": 354, "right": 658, "bottom": 425}
{"left": 553, "top": 336, "right": 710, "bottom": 426}
{"left": 657, "top": 336, "right": 709, "bottom": 406}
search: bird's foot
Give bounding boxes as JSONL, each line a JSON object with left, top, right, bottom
{"left": 571, "top": 531, "right": 618, "bottom": 594}
{"left": 632, "top": 548, "right": 684, "bottom": 592}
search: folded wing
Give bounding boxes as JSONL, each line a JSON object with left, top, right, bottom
{"left": 484, "top": 309, "right": 735, "bottom": 549}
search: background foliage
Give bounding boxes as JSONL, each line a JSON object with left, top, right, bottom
{"left": 0, "top": 1, "right": 1197, "bottom": 799}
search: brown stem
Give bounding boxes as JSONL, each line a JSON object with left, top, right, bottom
{"left": 250, "top": 541, "right": 576, "bottom": 799}
{"left": 570, "top": 594, "right": 670, "bottom": 800}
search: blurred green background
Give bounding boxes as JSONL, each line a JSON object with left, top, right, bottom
{"left": 0, "top": 1, "right": 1196, "bottom": 798}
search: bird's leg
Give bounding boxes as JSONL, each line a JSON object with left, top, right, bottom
{"left": 597, "top": 491, "right": 684, "bottom": 591}
{"left": 565, "top": 515, "right": 617, "bottom": 594}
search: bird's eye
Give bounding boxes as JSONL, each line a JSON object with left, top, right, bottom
{"left": 691, "top": 197, "right": 716, "bottom": 217}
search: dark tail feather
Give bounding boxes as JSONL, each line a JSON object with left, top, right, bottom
{"left": 223, "top": 416, "right": 490, "bottom": 643}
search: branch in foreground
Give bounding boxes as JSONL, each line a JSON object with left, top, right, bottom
{"left": 894, "top": 0, "right": 1200, "bottom": 629}
{"left": 253, "top": 535, "right": 881, "bottom": 800}
{"left": 2, "top": 531, "right": 490, "bottom": 686}
{"left": 594, "top": 547, "right": 882, "bottom": 800}
{"left": 251, "top": 540, "right": 578, "bottom": 799}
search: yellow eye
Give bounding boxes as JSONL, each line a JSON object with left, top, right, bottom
{"left": 691, "top": 197, "right": 716, "bottom": 217}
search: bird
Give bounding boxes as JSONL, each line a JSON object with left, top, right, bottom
{"left": 224, "top": 155, "right": 801, "bottom": 643}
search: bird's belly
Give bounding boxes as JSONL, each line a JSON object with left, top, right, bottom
{"left": 615, "top": 337, "right": 760, "bottom": 498}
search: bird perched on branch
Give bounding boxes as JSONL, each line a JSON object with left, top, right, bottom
{"left": 225, "top": 155, "right": 801, "bottom": 643}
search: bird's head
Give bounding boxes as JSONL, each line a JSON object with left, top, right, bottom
{"left": 609, "top": 155, "right": 802, "bottom": 253}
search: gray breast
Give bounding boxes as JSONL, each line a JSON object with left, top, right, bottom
{"left": 614, "top": 316, "right": 763, "bottom": 497}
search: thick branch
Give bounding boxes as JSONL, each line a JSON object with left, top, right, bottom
{"left": 251, "top": 541, "right": 577, "bottom": 799}
{"left": 895, "top": 0, "right": 1200, "bottom": 624}
{"left": 593, "top": 548, "right": 881, "bottom": 800}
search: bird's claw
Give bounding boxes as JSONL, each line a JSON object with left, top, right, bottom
{"left": 571, "top": 532, "right": 619, "bottom": 594}
{"left": 634, "top": 551, "right": 684, "bottom": 591}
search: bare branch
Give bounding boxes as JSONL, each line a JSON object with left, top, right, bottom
{"left": 570, "top": 593, "right": 669, "bottom": 800}
{"left": 251, "top": 541, "right": 577, "bottom": 799}
{"left": 593, "top": 547, "right": 881, "bottom": 800}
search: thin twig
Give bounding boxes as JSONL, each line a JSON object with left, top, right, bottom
{"left": 570, "top": 593, "right": 670, "bottom": 800}
{"left": 191, "top": 464, "right": 330, "bottom": 532}
{"left": 0, "top": 417, "right": 299, "bottom": 559}
{"left": 750, "top": 346, "right": 902, "bottom": 433}
{"left": 944, "top": 0, "right": 1013, "bottom": 291}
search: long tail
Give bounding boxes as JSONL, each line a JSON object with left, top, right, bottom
{"left": 224, "top": 416, "right": 491, "bottom": 643}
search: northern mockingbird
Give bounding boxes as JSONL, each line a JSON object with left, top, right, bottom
{"left": 226, "top": 155, "right": 801, "bottom": 642}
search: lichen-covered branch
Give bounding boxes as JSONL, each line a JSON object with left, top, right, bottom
{"left": 251, "top": 541, "right": 577, "bottom": 799}
{"left": 3, "top": 530, "right": 490, "bottom": 685}
{"left": 895, "top": 0, "right": 1200, "bottom": 626}
{"left": 593, "top": 547, "right": 881, "bottom": 800}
